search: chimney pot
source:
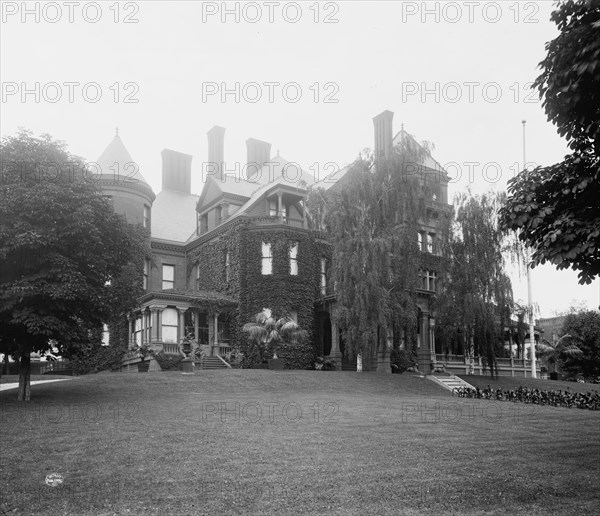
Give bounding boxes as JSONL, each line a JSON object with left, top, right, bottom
{"left": 373, "top": 110, "right": 394, "bottom": 162}
{"left": 246, "top": 138, "right": 271, "bottom": 181}
{"left": 161, "top": 149, "right": 192, "bottom": 193}
{"left": 207, "top": 125, "right": 226, "bottom": 182}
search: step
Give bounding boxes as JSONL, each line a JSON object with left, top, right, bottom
{"left": 427, "top": 375, "right": 475, "bottom": 394}
{"left": 199, "top": 357, "right": 229, "bottom": 370}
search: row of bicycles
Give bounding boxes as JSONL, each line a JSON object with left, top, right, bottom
{"left": 453, "top": 385, "right": 600, "bottom": 410}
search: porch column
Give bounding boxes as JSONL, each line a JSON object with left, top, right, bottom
{"left": 302, "top": 198, "right": 308, "bottom": 229}
{"left": 156, "top": 308, "right": 164, "bottom": 342}
{"left": 417, "top": 309, "right": 431, "bottom": 374}
{"left": 194, "top": 309, "right": 199, "bottom": 343}
{"left": 329, "top": 321, "right": 342, "bottom": 371}
{"left": 127, "top": 314, "right": 133, "bottom": 347}
{"left": 176, "top": 306, "right": 187, "bottom": 342}
{"left": 277, "top": 192, "right": 283, "bottom": 222}
{"left": 377, "top": 328, "right": 392, "bottom": 374}
{"left": 213, "top": 312, "right": 220, "bottom": 356}
{"left": 141, "top": 309, "right": 146, "bottom": 345}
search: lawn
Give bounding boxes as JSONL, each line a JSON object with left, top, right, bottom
{"left": 1, "top": 370, "right": 599, "bottom": 515}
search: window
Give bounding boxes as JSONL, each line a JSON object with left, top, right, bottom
{"left": 225, "top": 251, "right": 231, "bottom": 283}
{"left": 289, "top": 242, "right": 298, "bottom": 275}
{"left": 162, "top": 264, "right": 175, "bottom": 289}
{"left": 134, "top": 317, "right": 142, "bottom": 346}
{"left": 420, "top": 270, "right": 437, "bottom": 292}
{"left": 197, "top": 313, "right": 209, "bottom": 345}
{"left": 218, "top": 313, "right": 231, "bottom": 344}
{"left": 102, "top": 323, "right": 110, "bottom": 346}
{"left": 261, "top": 242, "right": 272, "bottom": 275}
{"left": 215, "top": 206, "right": 222, "bottom": 224}
{"left": 143, "top": 204, "right": 150, "bottom": 229}
{"left": 320, "top": 258, "right": 327, "bottom": 295}
{"left": 269, "top": 199, "right": 278, "bottom": 217}
{"left": 201, "top": 214, "right": 208, "bottom": 233}
{"left": 162, "top": 308, "right": 178, "bottom": 343}
{"left": 427, "top": 233, "right": 434, "bottom": 253}
{"left": 143, "top": 259, "right": 150, "bottom": 290}
{"left": 196, "top": 264, "right": 201, "bottom": 290}
{"left": 418, "top": 232, "right": 423, "bottom": 251}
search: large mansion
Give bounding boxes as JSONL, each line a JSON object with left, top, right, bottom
{"left": 97, "top": 111, "right": 451, "bottom": 371}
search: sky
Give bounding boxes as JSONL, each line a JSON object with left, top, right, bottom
{"left": 2, "top": 0, "right": 599, "bottom": 317}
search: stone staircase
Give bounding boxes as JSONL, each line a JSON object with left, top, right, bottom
{"left": 427, "top": 374, "right": 475, "bottom": 394}
{"left": 199, "top": 356, "right": 230, "bottom": 370}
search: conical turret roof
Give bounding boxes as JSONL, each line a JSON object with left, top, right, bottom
{"left": 96, "top": 133, "right": 150, "bottom": 185}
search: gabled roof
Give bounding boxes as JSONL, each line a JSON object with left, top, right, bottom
{"left": 196, "top": 155, "right": 315, "bottom": 213}
{"left": 251, "top": 154, "right": 316, "bottom": 187}
{"left": 392, "top": 129, "right": 447, "bottom": 174}
{"left": 96, "top": 134, "right": 151, "bottom": 185}
{"left": 152, "top": 189, "right": 199, "bottom": 242}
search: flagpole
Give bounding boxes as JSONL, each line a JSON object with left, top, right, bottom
{"left": 522, "top": 120, "right": 537, "bottom": 378}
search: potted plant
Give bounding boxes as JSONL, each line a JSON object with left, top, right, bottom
{"left": 136, "top": 343, "right": 154, "bottom": 372}
{"left": 242, "top": 309, "right": 307, "bottom": 370}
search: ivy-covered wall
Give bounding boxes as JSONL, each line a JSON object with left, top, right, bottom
{"left": 187, "top": 221, "right": 330, "bottom": 369}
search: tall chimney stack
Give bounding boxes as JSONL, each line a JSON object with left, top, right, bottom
{"left": 207, "top": 125, "right": 225, "bottom": 182}
{"left": 246, "top": 138, "right": 271, "bottom": 181}
{"left": 373, "top": 110, "right": 394, "bottom": 162}
{"left": 161, "top": 149, "right": 192, "bottom": 193}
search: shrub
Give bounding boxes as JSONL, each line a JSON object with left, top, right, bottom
{"left": 70, "top": 345, "right": 125, "bottom": 375}
{"left": 154, "top": 351, "right": 183, "bottom": 371}
{"left": 390, "top": 349, "right": 417, "bottom": 374}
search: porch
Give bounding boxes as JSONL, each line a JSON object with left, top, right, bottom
{"left": 129, "top": 289, "right": 238, "bottom": 359}
{"left": 434, "top": 354, "right": 543, "bottom": 378}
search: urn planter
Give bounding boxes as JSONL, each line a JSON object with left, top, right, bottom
{"left": 138, "top": 360, "right": 150, "bottom": 373}
{"left": 181, "top": 357, "right": 194, "bottom": 374}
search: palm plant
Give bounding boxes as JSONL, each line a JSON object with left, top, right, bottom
{"left": 537, "top": 334, "right": 582, "bottom": 373}
{"left": 242, "top": 309, "right": 307, "bottom": 361}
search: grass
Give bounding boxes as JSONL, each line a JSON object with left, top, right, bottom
{"left": 1, "top": 370, "right": 599, "bottom": 515}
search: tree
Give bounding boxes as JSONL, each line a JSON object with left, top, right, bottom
{"left": 538, "top": 333, "right": 583, "bottom": 375}
{"left": 500, "top": 0, "right": 600, "bottom": 285}
{"left": 242, "top": 309, "right": 307, "bottom": 365}
{"left": 0, "top": 130, "right": 149, "bottom": 401}
{"left": 559, "top": 309, "right": 600, "bottom": 379}
{"left": 436, "top": 191, "right": 514, "bottom": 377}
{"left": 307, "top": 137, "right": 443, "bottom": 370}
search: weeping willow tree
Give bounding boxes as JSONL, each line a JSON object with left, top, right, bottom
{"left": 436, "top": 191, "right": 514, "bottom": 377}
{"left": 307, "top": 137, "right": 442, "bottom": 369}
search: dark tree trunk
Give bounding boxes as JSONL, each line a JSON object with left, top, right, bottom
{"left": 17, "top": 352, "right": 31, "bottom": 402}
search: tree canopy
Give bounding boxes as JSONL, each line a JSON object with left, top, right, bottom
{"left": 500, "top": 0, "right": 600, "bottom": 285}
{"left": 559, "top": 309, "right": 600, "bottom": 380}
{"left": 0, "top": 130, "right": 149, "bottom": 400}
{"left": 307, "top": 137, "right": 447, "bottom": 364}
{"left": 436, "top": 191, "right": 514, "bottom": 376}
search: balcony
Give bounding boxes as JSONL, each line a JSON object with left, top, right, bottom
{"left": 249, "top": 215, "right": 305, "bottom": 228}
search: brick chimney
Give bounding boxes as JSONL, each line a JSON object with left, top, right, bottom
{"left": 161, "top": 149, "right": 192, "bottom": 193}
{"left": 246, "top": 138, "right": 271, "bottom": 180}
{"left": 207, "top": 125, "right": 226, "bottom": 181}
{"left": 373, "top": 110, "right": 394, "bottom": 162}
